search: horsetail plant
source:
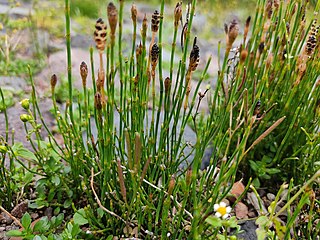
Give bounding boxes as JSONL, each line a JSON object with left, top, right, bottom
{"left": 2, "top": 0, "right": 319, "bottom": 239}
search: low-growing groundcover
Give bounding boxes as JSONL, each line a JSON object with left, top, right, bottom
{"left": 1, "top": 0, "right": 320, "bottom": 239}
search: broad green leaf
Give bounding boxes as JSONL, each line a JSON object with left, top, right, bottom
{"left": 217, "top": 234, "right": 226, "bottom": 240}
{"left": 97, "top": 207, "right": 104, "bottom": 218}
{"left": 6, "top": 230, "right": 23, "bottom": 237}
{"left": 73, "top": 209, "right": 88, "bottom": 226}
{"left": 21, "top": 212, "right": 32, "bottom": 229}
{"left": 24, "top": 171, "right": 34, "bottom": 184}
{"left": 48, "top": 188, "right": 56, "bottom": 202}
{"left": 51, "top": 175, "right": 60, "bottom": 186}
{"left": 33, "top": 220, "right": 44, "bottom": 232}
{"left": 266, "top": 168, "right": 281, "bottom": 175}
{"left": 71, "top": 223, "right": 81, "bottom": 237}
{"left": 252, "top": 178, "right": 260, "bottom": 188}
{"left": 33, "top": 235, "right": 42, "bottom": 240}
{"left": 63, "top": 199, "right": 72, "bottom": 208}
{"left": 55, "top": 213, "right": 64, "bottom": 226}
{"left": 33, "top": 217, "right": 50, "bottom": 233}
{"left": 256, "top": 215, "right": 269, "bottom": 227}
{"left": 261, "top": 173, "right": 271, "bottom": 180}
{"left": 54, "top": 207, "right": 60, "bottom": 215}
{"left": 224, "top": 216, "right": 238, "bottom": 228}
{"left": 274, "top": 219, "right": 286, "bottom": 239}
{"left": 256, "top": 228, "right": 267, "bottom": 240}
{"left": 67, "top": 189, "right": 73, "bottom": 198}
{"left": 249, "top": 160, "right": 258, "bottom": 171}
{"left": 205, "top": 216, "right": 222, "bottom": 228}
{"left": 262, "top": 155, "right": 272, "bottom": 163}
{"left": 12, "top": 142, "right": 37, "bottom": 161}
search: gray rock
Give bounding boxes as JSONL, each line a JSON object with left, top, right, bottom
{"left": 0, "top": 98, "right": 56, "bottom": 168}
{"left": 201, "top": 146, "right": 214, "bottom": 169}
{"left": 44, "top": 207, "right": 53, "bottom": 219}
{"left": 0, "top": 76, "right": 27, "bottom": 92}
{"left": 0, "top": 212, "right": 12, "bottom": 225}
{"left": 0, "top": 4, "right": 33, "bottom": 18}
{"left": 71, "top": 34, "right": 92, "bottom": 49}
{"left": 267, "top": 193, "right": 276, "bottom": 201}
{"left": 237, "top": 220, "right": 257, "bottom": 240}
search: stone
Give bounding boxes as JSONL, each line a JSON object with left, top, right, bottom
{"left": 44, "top": 207, "right": 53, "bottom": 219}
{"left": 30, "top": 212, "right": 39, "bottom": 220}
{"left": 0, "top": 76, "right": 27, "bottom": 93}
{"left": 0, "top": 4, "right": 34, "bottom": 18}
{"left": 200, "top": 146, "right": 214, "bottom": 169}
{"left": 235, "top": 202, "right": 248, "bottom": 219}
{"left": 230, "top": 180, "right": 246, "bottom": 198}
{"left": 0, "top": 98, "right": 56, "bottom": 169}
{"left": 247, "top": 209, "right": 256, "bottom": 218}
{"left": 267, "top": 193, "right": 275, "bottom": 201}
{"left": 0, "top": 212, "right": 13, "bottom": 225}
{"left": 262, "top": 196, "right": 271, "bottom": 208}
{"left": 237, "top": 220, "right": 257, "bottom": 240}
{"left": 11, "top": 201, "right": 28, "bottom": 218}
{"left": 247, "top": 192, "right": 268, "bottom": 215}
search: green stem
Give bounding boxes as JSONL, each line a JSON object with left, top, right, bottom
{"left": 65, "top": 0, "right": 74, "bottom": 124}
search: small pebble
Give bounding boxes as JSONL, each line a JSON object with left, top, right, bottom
{"left": 280, "top": 189, "right": 288, "bottom": 199}
{"left": 31, "top": 212, "right": 39, "bottom": 220}
{"left": 235, "top": 202, "right": 248, "bottom": 219}
{"left": 267, "top": 193, "right": 275, "bottom": 201}
{"left": 0, "top": 213, "right": 13, "bottom": 225}
{"left": 262, "top": 196, "right": 271, "bottom": 207}
{"left": 248, "top": 210, "right": 256, "bottom": 218}
{"left": 11, "top": 201, "right": 28, "bottom": 218}
{"left": 257, "top": 189, "right": 266, "bottom": 197}
{"left": 44, "top": 207, "right": 53, "bottom": 219}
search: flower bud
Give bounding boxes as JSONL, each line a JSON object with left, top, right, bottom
{"left": 265, "top": 0, "right": 273, "bottom": 19}
{"left": 80, "top": 61, "right": 88, "bottom": 87}
{"left": 168, "top": 175, "right": 175, "bottom": 195}
{"left": 94, "top": 92, "right": 102, "bottom": 110}
{"left": 274, "top": 0, "right": 280, "bottom": 10}
{"left": 151, "top": 10, "right": 160, "bottom": 33}
{"left": 174, "top": 2, "right": 182, "bottom": 28}
{"left": 227, "top": 19, "right": 239, "bottom": 46}
{"left": 94, "top": 18, "right": 107, "bottom": 51}
{"left": 244, "top": 16, "right": 251, "bottom": 41}
{"left": 20, "top": 99, "right": 30, "bottom": 110}
{"left": 189, "top": 37, "right": 200, "bottom": 72}
{"left": 240, "top": 49, "right": 248, "bottom": 64}
{"left": 107, "top": 2, "right": 118, "bottom": 37}
{"left": 20, "top": 114, "right": 32, "bottom": 123}
{"left": 266, "top": 53, "right": 273, "bottom": 69}
{"left": 186, "top": 167, "right": 192, "bottom": 187}
{"left": 142, "top": 14, "right": 148, "bottom": 40}
{"left": 131, "top": 4, "right": 137, "bottom": 24}
{"left": 50, "top": 74, "right": 57, "bottom": 92}
{"left": 151, "top": 43, "right": 159, "bottom": 69}
{"left": 164, "top": 77, "right": 171, "bottom": 94}
{"left": 0, "top": 145, "right": 8, "bottom": 154}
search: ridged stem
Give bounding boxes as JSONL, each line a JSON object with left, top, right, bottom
{"left": 65, "top": 0, "right": 74, "bottom": 124}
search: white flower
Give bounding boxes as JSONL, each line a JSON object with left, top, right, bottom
{"left": 214, "top": 202, "right": 232, "bottom": 219}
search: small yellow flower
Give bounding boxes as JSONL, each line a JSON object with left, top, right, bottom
{"left": 214, "top": 202, "right": 232, "bottom": 219}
